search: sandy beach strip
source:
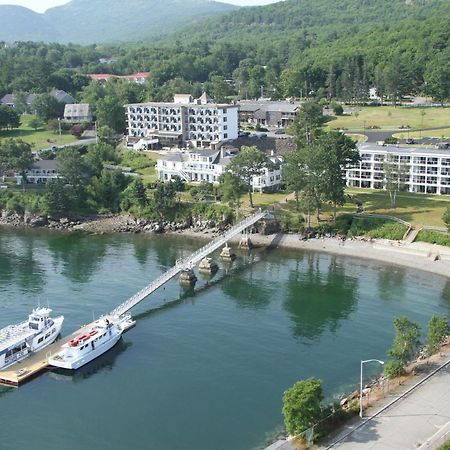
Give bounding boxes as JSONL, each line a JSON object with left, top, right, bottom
{"left": 176, "top": 229, "right": 450, "bottom": 279}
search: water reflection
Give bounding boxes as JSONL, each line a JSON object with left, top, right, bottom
{"left": 221, "top": 265, "right": 272, "bottom": 310}
{"left": 0, "top": 234, "right": 45, "bottom": 293}
{"left": 46, "top": 233, "right": 108, "bottom": 283}
{"left": 0, "top": 385, "right": 15, "bottom": 399}
{"left": 441, "top": 281, "right": 450, "bottom": 309}
{"left": 377, "top": 266, "right": 405, "bottom": 301}
{"left": 284, "top": 254, "right": 358, "bottom": 339}
{"left": 151, "top": 235, "right": 188, "bottom": 269}
{"left": 48, "top": 339, "right": 132, "bottom": 383}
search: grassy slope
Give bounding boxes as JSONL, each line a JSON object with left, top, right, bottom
{"left": 0, "top": 116, "right": 75, "bottom": 150}
{"left": 328, "top": 107, "right": 450, "bottom": 131}
{"left": 247, "top": 189, "right": 450, "bottom": 229}
{"left": 346, "top": 189, "right": 450, "bottom": 227}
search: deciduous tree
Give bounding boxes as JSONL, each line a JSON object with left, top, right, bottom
{"left": 218, "top": 171, "right": 245, "bottom": 212}
{"left": 120, "top": 178, "right": 147, "bottom": 212}
{"left": 31, "top": 94, "right": 64, "bottom": 121}
{"left": 383, "top": 155, "right": 409, "bottom": 208}
{"left": 226, "top": 146, "right": 267, "bottom": 208}
{"left": 385, "top": 316, "right": 421, "bottom": 377}
{"left": 282, "top": 378, "right": 323, "bottom": 436}
{"left": 426, "top": 316, "right": 449, "bottom": 356}
{"left": 0, "top": 139, "right": 33, "bottom": 188}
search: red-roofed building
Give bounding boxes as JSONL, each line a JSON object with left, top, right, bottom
{"left": 89, "top": 72, "right": 150, "bottom": 85}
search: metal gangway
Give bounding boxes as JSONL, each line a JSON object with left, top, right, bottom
{"left": 110, "top": 209, "right": 269, "bottom": 317}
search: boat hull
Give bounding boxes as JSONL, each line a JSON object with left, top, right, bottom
{"left": 49, "top": 332, "right": 122, "bottom": 370}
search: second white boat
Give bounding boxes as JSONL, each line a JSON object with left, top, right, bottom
{"left": 48, "top": 315, "right": 135, "bottom": 370}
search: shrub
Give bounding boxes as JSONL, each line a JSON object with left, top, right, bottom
{"left": 384, "top": 137, "right": 399, "bottom": 145}
{"left": 348, "top": 217, "right": 407, "bottom": 240}
{"left": 70, "top": 124, "right": 85, "bottom": 137}
{"left": 120, "top": 150, "right": 155, "bottom": 170}
{"left": 443, "top": 207, "right": 450, "bottom": 230}
{"left": 330, "top": 101, "right": 344, "bottom": 115}
{"left": 316, "top": 214, "right": 353, "bottom": 235}
{"left": 426, "top": 316, "right": 449, "bottom": 356}
{"left": 417, "top": 230, "right": 450, "bottom": 247}
{"left": 384, "top": 360, "right": 405, "bottom": 378}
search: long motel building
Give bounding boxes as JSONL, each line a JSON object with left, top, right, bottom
{"left": 125, "top": 93, "right": 239, "bottom": 150}
{"left": 347, "top": 143, "right": 450, "bottom": 195}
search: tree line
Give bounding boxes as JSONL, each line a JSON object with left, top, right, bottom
{"left": 0, "top": 0, "right": 449, "bottom": 115}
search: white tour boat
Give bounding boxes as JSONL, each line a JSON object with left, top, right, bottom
{"left": 0, "top": 308, "right": 64, "bottom": 370}
{"left": 48, "top": 315, "right": 135, "bottom": 370}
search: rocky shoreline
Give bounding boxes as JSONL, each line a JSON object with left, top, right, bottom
{"left": 0, "top": 210, "right": 279, "bottom": 236}
{"left": 2, "top": 210, "right": 450, "bottom": 280}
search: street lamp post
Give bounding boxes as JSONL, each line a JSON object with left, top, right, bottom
{"left": 58, "top": 117, "right": 62, "bottom": 141}
{"left": 360, "top": 359, "right": 384, "bottom": 418}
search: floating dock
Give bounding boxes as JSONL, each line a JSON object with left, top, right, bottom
{"left": 0, "top": 321, "right": 98, "bottom": 386}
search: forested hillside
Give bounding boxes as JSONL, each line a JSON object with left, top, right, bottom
{"left": 0, "top": 0, "right": 449, "bottom": 106}
{"left": 0, "top": 0, "right": 237, "bottom": 44}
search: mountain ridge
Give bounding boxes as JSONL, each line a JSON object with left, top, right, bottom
{"left": 0, "top": 0, "right": 238, "bottom": 44}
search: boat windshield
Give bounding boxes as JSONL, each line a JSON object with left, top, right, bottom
{"left": 29, "top": 322, "right": 39, "bottom": 330}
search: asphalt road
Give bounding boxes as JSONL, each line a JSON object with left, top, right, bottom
{"left": 327, "top": 363, "right": 450, "bottom": 449}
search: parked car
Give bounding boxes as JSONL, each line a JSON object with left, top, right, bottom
{"left": 238, "top": 131, "right": 250, "bottom": 137}
{"left": 274, "top": 128, "right": 285, "bottom": 135}
{"left": 405, "top": 139, "right": 416, "bottom": 144}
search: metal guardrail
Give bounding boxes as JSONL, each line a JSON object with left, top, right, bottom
{"left": 110, "top": 209, "right": 268, "bottom": 317}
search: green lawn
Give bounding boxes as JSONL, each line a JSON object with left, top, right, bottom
{"left": 345, "top": 188, "right": 450, "bottom": 227}
{"left": 0, "top": 115, "right": 76, "bottom": 150}
{"left": 133, "top": 151, "right": 159, "bottom": 184}
{"left": 327, "top": 106, "right": 450, "bottom": 131}
{"left": 246, "top": 188, "right": 450, "bottom": 228}
{"left": 393, "top": 127, "right": 450, "bottom": 140}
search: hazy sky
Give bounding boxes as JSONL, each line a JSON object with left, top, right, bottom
{"left": 0, "top": 0, "right": 279, "bottom": 13}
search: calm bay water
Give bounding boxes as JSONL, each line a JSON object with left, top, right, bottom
{"left": 0, "top": 228, "right": 449, "bottom": 450}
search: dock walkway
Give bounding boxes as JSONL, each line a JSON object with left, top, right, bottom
{"left": 0, "top": 210, "right": 269, "bottom": 386}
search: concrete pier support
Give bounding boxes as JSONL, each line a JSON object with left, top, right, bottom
{"left": 198, "top": 257, "right": 218, "bottom": 275}
{"left": 179, "top": 269, "right": 197, "bottom": 286}
{"left": 239, "top": 232, "right": 253, "bottom": 249}
{"left": 220, "top": 244, "right": 236, "bottom": 261}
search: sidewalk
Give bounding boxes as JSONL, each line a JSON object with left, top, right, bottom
{"left": 323, "top": 362, "right": 450, "bottom": 449}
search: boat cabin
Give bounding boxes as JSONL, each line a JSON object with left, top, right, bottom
{"left": 28, "top": 308, "right": 52, "bottom": 331}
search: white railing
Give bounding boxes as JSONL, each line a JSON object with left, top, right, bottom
{"left": 177, "top": 169, "right": 190, "bottom": 182}
{"left": 110, "top": 209, "right": 268, "bottom": 317}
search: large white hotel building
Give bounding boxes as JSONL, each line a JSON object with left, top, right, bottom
{"left": 125, "top": 93, "right": 239, "bottom": 149}
{"left": 347, "top": 143, "right": 450, "bottom": 195}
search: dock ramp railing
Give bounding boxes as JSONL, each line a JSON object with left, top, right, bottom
{"left": 110, "top": 209, "right": 268, "bottom": 317}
